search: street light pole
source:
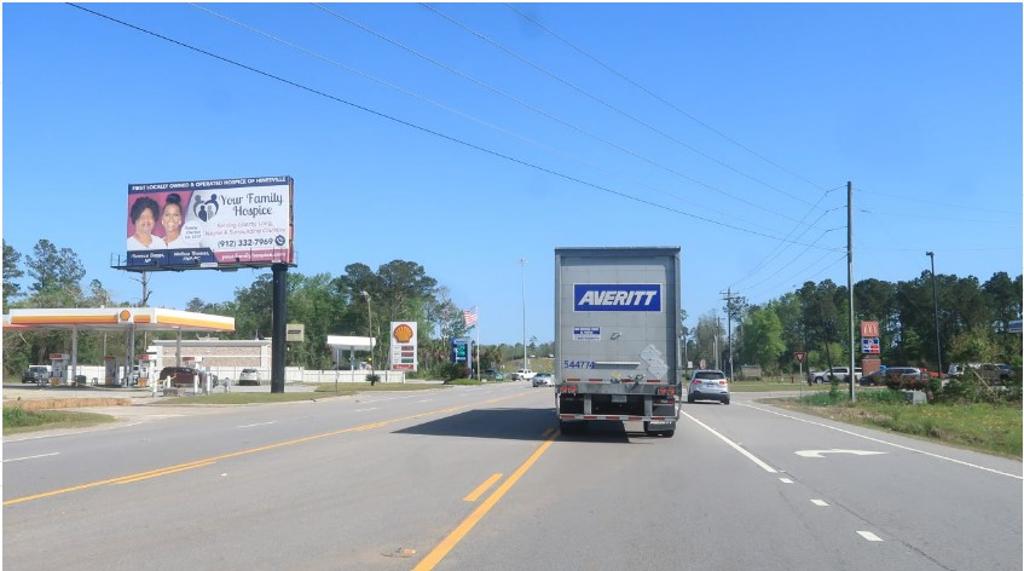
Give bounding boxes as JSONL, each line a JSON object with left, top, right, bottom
{"left": 520, "top": 258, "right": 527, "bottom": 370}
{"left": 926, "top": 251, "right": 942, "bottom": 375}
{"left": 361, "top": 291, "right": 375, "bottom": 384}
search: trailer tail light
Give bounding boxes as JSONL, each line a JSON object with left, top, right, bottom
{"left": 559, "top": 384, "right": 577, "bottom": 394}
{"left": 656, "top": 386, "right": 676, "bottom": 396}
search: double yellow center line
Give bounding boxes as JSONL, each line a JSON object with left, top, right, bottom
{"left": 4, "top": 392, "right": 526, "bottom": 507}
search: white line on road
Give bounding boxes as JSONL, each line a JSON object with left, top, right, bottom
{"left": 4, "top": 452, "right": 61, "bottom": 463}
{"left": 810, "top": 499, "right": 829, "bottom": 507}
{"left": 779, "top": 477, "right": 793, "bottom": 484}
{"left": 417, "top": 399, "right": 434, "bottom": 403}
{"left": 857, "top": 531, "right": 883, "bottom": 542}
{"left": 354, "top": 407, "right": 379, "bottom": 412}
{"left": 237, "top": 421, "right": 278, "bottom": 429}
{"left": 741, "top": 403, "right": 1023, "bottom": 480}
{"left": 679, "top": 410, "right": 778, "bottom": 473}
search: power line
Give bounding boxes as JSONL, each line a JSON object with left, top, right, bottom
{"left": 728, "top": 189, "right": 845, "bottom": 288}
{"left": 504, "top": 3, "right": 829, "bottom": 193}
{"left": 750, "top": 251, "right": 846, "bottom": 301}
{"left": 314, "top": 4, "right": 803, "bottom": 224}
{"left": 66, "top": 2, "right": 832, "bottom": 249}
{"left": 422, "top": 3, "right": 816, "bottom": 207}
{"left": 858, "top": 186, "right": 1013, "bottom": 215}
{"left": 189, "top": 3, "right": 777, "bottom": 234}
{"left": 743, "top": 227, "right": 845, "bottom": 293}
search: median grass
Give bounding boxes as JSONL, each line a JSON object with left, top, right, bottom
{"left": 771, "top": 389, "right": 1022, "bottom": 458}
{"left": 3, "top": 406, "right": 116, "bottom": 434}
{"left": 728, "top": 381, "right": 830, "bottom": 393}
{"left": 158, "top": 392, "right": 332, "bottom": 405}
{"left": 313, "top": 382, "right": 448, "bottom": 393}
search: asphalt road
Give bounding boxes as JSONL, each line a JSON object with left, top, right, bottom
{"left": 3, "top": 382, "right": 1021, "bottom": 570}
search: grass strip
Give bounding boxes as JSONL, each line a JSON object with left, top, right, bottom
{"left": 771, "top": 390, "right": 1022, "bottom": 458}
{"left": 312, "top": 382, "right": 446, "bottom": 393}
{"left": 3, "top": 406, "right": 116, "bottom": 434}
{"left": 727, "top": 382, "right": 829, "bottom": 393}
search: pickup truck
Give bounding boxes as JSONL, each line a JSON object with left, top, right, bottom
{"left": 513, "top": 369, "right": 537, "bottom": 381}
{"left": 808, "top": 366, "right": 862, "bottom": 384}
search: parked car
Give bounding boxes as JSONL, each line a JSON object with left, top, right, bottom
{"left": 861, "top": 366, "right": 924, "bottom": 386}
{"left": 687, "top": 369, "right": 730, "bottom": 405}
{"left": 513, "top": 369, "right": 537, "bottom": 381}
{"left": 238, "top": 368, "right": 263, "bottom": 386}
{"left": 532, "top": 373, "right": 554, "bottom": 387}
{"left": 808, "top": 366, "right": 862, "bottom": 385}
{"left": 158, "top": 366, "right": 200, "bottom": 388}
{"left": 22, "top": 365, "right": 50, "bottom": 384}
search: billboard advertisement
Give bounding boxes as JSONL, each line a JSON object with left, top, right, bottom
{"left": 389, "top": 321, "right": 418, "bottom": 372}
{"left": 126, "top": 176, "right": 293, "bottom": 269}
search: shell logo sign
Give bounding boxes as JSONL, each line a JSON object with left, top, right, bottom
{"left": 393, "top": 323, "right": 414, "bottom": 344}
{"left": 389, "top": 321, "right": 418, "bottom": 372}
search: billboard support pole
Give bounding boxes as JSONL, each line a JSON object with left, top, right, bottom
{"left": 271, "top": 263, "right": 288, "bottom": 393}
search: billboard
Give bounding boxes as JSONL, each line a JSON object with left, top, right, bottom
{"left": 126, "top": 176, "right": 293, "bottom": 269}
{"left": 389, "top": 321, "right": 418, "bottom": 371}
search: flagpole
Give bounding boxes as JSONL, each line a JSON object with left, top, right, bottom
{"left": 476, "top": 315, "right": 481, "bottom": 382}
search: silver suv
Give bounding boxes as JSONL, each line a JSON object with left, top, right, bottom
{"left": 238, "top": 368, "right": 263, "bottom": 386}
{"left": 687, "top": 369, "right": 730, "bottom": 405}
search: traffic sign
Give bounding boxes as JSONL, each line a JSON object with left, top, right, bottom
{"left": 794, "top": 352, "right": 807, "bottom": 363}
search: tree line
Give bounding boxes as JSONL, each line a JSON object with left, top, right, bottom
{"left": 684, "top": 271, "right": 1022, "bottom": 375}
{"left": 2, "top": 239, "right": 497, "bottom": 378}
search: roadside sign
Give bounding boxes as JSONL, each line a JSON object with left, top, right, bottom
{"left": 861, "top": 337, "right": 880, "bottom": 354}
{"left": 286, "top": 323, "right": 304, "bottom": 342}
{"left": 860, "top": 321, "right": 880, "bottom": 338}
{"left": 699, "top": 359, "right": 707, "bottom": 369}
{"left": 794, "top": 352, "right": 806, "bottom": 363}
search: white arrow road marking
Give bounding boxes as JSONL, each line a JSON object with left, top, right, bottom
{"left": 795, "top": 449, "right": 887, "bottom": 459}
{"left": 4, "top": 452, "right": 61, "bottom": 463}
{"left": 237, "top": 421, "right": 278, "bottom": 429}
{"left": 742, "top": 403, "right": 1023, "bottom": 480}
{"left": 857, "top": 531, "right": 883, "bottom": 542}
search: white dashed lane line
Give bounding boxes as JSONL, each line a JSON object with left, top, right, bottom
{"left": 810, "top": 499, "right": 829, "bottom": 507}
{"left": 3, "top": 452, "right": 61, "bottom": 463}
{"left": 237, "top": 421, "right": 278, "bottom": 429}
{"left": 778, "top": 477, "right": 793, "bottom": 484}
{"left": 857, "top": 531, "right": 884, "bottom": 542}
{"left": 354, "top": 407, "right": 379, "bottom": 412}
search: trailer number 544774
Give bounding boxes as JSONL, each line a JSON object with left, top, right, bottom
{"left": 563, "top": 360, "right": 595, "bottom": 369}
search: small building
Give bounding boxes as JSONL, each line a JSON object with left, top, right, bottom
{"left": 149, "top": 338, "right": 270, "bottom": 372}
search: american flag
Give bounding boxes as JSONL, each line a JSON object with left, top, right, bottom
{"left": 462, "top": 307, "right": 478, "bottom": 328}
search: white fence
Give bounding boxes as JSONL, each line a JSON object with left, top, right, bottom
{"left": 33, "top": 364, "right": 405, "bottom": 385}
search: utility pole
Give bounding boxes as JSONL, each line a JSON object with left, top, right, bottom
{"left": 847, "top": 181, "right": 856, "bottom": 402}
{"left": 520, "top": 258, "right": 528, "bottom": 370}
{"left": 720, "top": 288, "right": 741, "bottom": 379}
{"left": 926, "top": 251, "right": 942, "bottom": 375}
{"left": 271, "top": 263, "right": 288, "bottom": 393}
{"left": 714, "top": 316, "right": 721, "bottom": 370}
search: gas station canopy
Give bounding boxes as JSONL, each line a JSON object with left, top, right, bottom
{"left": 4, "top": 307, "right": 234, "bottom": 332}
{"left": 3, "top": 307, "right": 235, "bottom": 387}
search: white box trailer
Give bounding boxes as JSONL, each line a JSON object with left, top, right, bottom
{"left": 554, "top": 247, "right": 682, "bottom": 437}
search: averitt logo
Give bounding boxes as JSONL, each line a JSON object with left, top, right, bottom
{"left": 275, "top": 235, "right": 286, "bottom": 246}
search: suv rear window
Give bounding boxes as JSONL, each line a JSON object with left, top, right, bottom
{"left": 695, "top": 371, "right": 726, "bottom": 380}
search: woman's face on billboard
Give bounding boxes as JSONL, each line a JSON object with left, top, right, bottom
{"left": 161, "top": 203, "right": 182, "bottom": 235}
{"left": 136, "top": 208, "right": 155, "bottom": 236}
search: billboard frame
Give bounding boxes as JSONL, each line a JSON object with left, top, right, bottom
{"left": 113, "top": 176, "right": 295, "bottom": 273}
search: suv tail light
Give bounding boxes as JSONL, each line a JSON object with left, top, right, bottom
{"left": 719, "top": 380, "right": 727, "bottom": 386}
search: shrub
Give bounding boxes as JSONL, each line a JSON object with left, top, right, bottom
{"left": 366, "top": 373, "right": 380, "bottom": 386}
{"left": 437, "top": 363, "right": 467, "bottom": 383}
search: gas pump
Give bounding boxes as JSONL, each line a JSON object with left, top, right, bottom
{"left": 104, "top": 356, "right": 118, "bottom": 386}
{"left": 49, "top": 353, "right": 69, "bottom": 386}
{"left": 137, "top": 355, "right": 153, "bottom": 388}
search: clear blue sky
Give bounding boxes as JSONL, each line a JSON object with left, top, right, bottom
{"left": 4, "top": 3, "right": 1021, "bottom": 344}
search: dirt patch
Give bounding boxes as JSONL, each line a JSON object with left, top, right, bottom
{"left": 3, "top": 397, "right": 132, "bottom": 411}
